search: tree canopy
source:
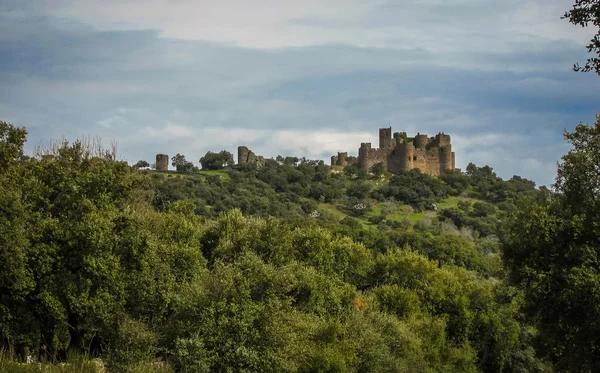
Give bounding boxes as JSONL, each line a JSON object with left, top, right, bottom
{"left": 502, "top": 115, "right": 600, "bottom": 371}
{"left": 564, "top": 0, "right": 600, "bottom": 74}
{"left": 199, "top": 150, "right": 234, "bottom": 170}
{"left": 0, "top": 120, "right": 555, "bottom": 372}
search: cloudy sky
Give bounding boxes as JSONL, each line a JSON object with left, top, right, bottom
{"left": 2, "top": 0, "right": 599, "bottom": 185}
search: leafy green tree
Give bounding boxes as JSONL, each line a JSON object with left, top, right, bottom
{"left": 503, "top": 116, "right": 600, "bottom": 371}
{"left": 457, "top": 199, "right": 472, "bottom": 212}
{"left": 370, "top": 162, "right": 386, "bottom": 178}
{"left": 0, "top": 121, "right": 27, "bottom": 171}
{"left": 172, "top": 153, "right": 198, "bottom": 173}
{"left": 133, "top": 160, "right": 150, "bottom": 169}
{"left": 346, "top": 181, "right": 372, "bottom": 199}
{"left": 343, "top": 164, "right": 359, "bottom": 178}
{"left": 199, "top": 150, "right": 234, "bottom": 170}
{"left": 563, "top": 0, "right": 600, "bottom": 74}
{"left": 470, "top": 202, "right": 496, "bottom": 217}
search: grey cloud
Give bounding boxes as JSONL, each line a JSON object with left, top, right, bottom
{"left": 1, "top": 5, "right": 598, "bottom": 186}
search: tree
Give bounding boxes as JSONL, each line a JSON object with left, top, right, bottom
{"left": 346, "top": 181, "right": 372, "bottom": 199}
{"left": 502, "top": 115, "right": 600, "bottom": 371}
{"left": 370, "top": 162, "right": 386, "bottom": 178}
{"left": 133, "top": 160, "right": 150, "bottom": 169}
{"left": 563, "top": 0, "right": 600, "bottom": 74}
{"left": 0, "top": 121, "right": 27, "bottom": 172}
{"left": 172, "top": 153, "right": 198, "bottom": 173}
{"left": 343, "top": 164, "right": 359, "bottom": 178}
{"left": 199, "top": 150, "right": 234, "bottom": 170}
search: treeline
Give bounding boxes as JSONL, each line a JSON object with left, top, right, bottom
{"left": 2, "top": 117, "right": 600, "bottom": 372}
{"left": 152, "top": 154, "right": 537, "bottom": 240}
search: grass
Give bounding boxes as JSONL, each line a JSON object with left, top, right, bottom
{"left": 198, "top": 170, "right": 228, "bottom": 177}
{"left": 149, "top": 169, "right": 231, "bottom": 181}
{"left": 317, "top": 203, "right": 371, "bottom": 228}
{"left": 0, "top": 353, "right": 173, "bottom": 373}
{"left": 361, "top": 195, "right": 483, "bottom": 228}
{"left": 435, "top": 196, "right": 477, "bottom": 210}
{"left": 0, "top": 352, "right": 99, "bottom": 373}
{"left": 318, "top": 203, "right": 350, "bottom": 220}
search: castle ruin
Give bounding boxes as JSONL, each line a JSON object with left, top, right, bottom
{"left": 156, "top": 154, "right": 169, "bottom": 171}
{"left": 332, "top": 128, "right": 456, "bottom": 176}
{"left": 238, "top": 146, "right": 265, "bottom": 168}
{"left": 331, "top": 152, "right": 358, "bottom": 167}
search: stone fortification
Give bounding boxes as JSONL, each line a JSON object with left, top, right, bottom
{"left": 156, "top": 154, "right": 169, "bottom": 171}
{"left": 332, "top": 127, "right": 457, "bottom": 176}
{"left": 331, "top": 152, "right": 358, "bottom": 167}
{"left": 238, "top": 146, "right": 265, "bottom": 168}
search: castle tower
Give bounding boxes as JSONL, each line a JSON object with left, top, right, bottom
{"left": 331, "top": 155, "right": 338, "bottom": 166}
{"left": 358, "top": 142, "right": 371, "bottom": 157}
{"left": 156, "top": 154, "right": 169, "bottom": 171}
{"left": 379, "top": 127, "right": 393, "bottom": 149}
{"left": 435, "top": 133, "right": 451, "bottom": 147}
{"left": 397, "top": 141, "right": 415, "bottom": 170}
{"left": 358, "top": 142, "right": 371, "bottom": 170}
{"left": 393, "top": 132, "right": 404, "bottom": 145}
{"left": 414, "top": 133, "right": 429, "bottom": 149}
{"left": 439, "top": 145, "right": 454, "bottom": 173}
{"left": 338, "top": 152, "right": 348, "bottom": 166}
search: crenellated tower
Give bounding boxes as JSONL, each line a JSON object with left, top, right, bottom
{"left": 331, "top": 127, "right": 457, "bottom": 177}
{"left": 379, "top": 127, "right": 394, "bottom": 149}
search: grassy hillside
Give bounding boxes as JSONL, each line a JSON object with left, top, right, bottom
{"left": 1, "top": 123, "right": 548, "bottom": 373}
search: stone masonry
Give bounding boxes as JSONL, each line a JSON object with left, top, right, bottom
{"left": 332, "top": 127, "right": 457, "bottom": 177}
{"left": 156, "top": 154, "right": 169, "bottom": 171}
{"left": 331, "top": 152, "right": 359, "bottom": 167}
{"left": 238, "top": 146, "right": 265, "bottom": 168}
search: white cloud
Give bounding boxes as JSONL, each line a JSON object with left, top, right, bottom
{"left": 2, "top": 0, "right": 599, "bottom": 187}
{"left": 33, "top": 0, "right": 589, "bottom": 51}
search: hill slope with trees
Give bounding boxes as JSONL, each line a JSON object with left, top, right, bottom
{"left": 3, "top": 116, "right": 600, "bottom": 372}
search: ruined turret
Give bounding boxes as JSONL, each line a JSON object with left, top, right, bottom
{"left": 156, "top": 154, "right": 169, "bottom": 171}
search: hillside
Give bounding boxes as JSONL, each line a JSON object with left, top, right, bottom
{"left": 2, "top": 118, "right": 600, "bottom": 373}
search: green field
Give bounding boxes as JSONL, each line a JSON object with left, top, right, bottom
{"left": 150, "top": 169, "right": 231, "bottom": 181}
{"left": 198, "top": 169, "right": 229, "bottom": 177}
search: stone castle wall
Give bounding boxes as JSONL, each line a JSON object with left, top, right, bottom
{"left": 341, "top": 128, "right": 456, "bottom": 176}
{"left": 331, "top": 151, "right": 358, "bottom": 167}
{"left": 358, "top": 143, "right": 389, "bottom": 172}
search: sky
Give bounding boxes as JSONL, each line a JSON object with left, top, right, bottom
{"left": 1, "top": 0, "right": 599, "bottom": 186}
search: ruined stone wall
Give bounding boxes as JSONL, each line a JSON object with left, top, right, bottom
{"left": 238, "top": 146, "right": 250, "bottom": 165}
{"left": 238, "top": 146, "right": 265, "bottom": 167}
{"left": 331, "top": 152, "right": 358, "bottom": 167}
{"left": 359, "top": 143, "right": 390, "bottom": 172}
{"left": 416, "top": 149, "right": 444, "bottom": 176}
{"left": 389, "top": 143, "right": 451, "bottom": 176}
{"left": 332, "top": 128, "right": 455, "bottom": 177}
{"left": 156, "top": 154, "right": 169, "bottom": 171}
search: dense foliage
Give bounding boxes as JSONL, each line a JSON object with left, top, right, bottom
{"left": 2, "top": 117, "right": 599, "bottom": 372}
{"left": 199, "top": 150, "right": 234, "bottom": 170}
{"left": 564, "top": 0, "right": 600, "bottom": 74}
{"left": 503, "top": 115, "right": 600, "bottom": 372}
